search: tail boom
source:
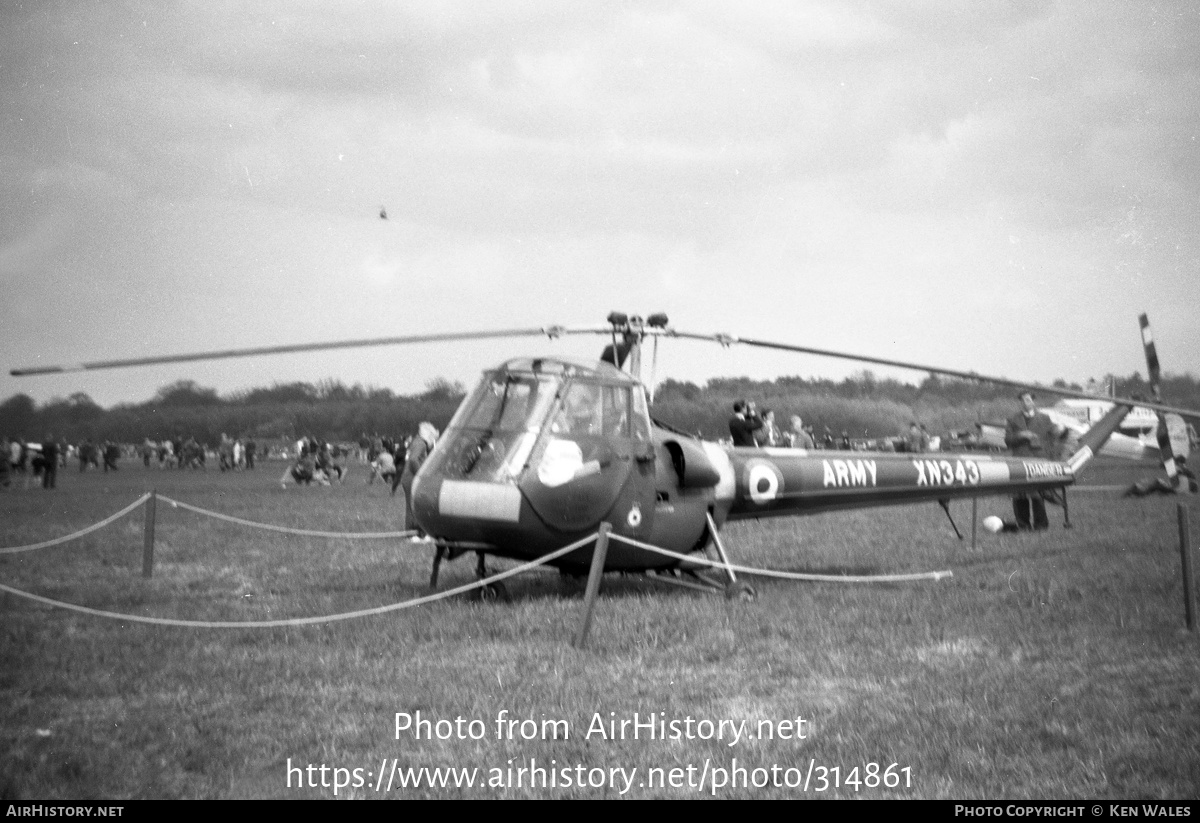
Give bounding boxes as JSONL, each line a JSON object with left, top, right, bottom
{"left": 720, "top": 448, "right": 1078, "bottom": 520}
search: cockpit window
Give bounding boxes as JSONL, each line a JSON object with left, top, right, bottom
{"left": 430, "top": 367, "right": 653, "bottom": 486}
{"left": 547, "top": 381, "right": 652, "bottom": 441}
{"left": 600, "top": 385, "right": 629, "bottom": 437}
{"left": 630, "top": 386, "right": 651, "bottom": 442}
{"left": 549, "top": 382, "right": 638, "bottom": 438}
{"left": 551, "top": 383, "right": 602, "bottom": 436}
{"left": 426, "top": 371, "right": 561, "bottom": 484}
{"left": 456, "top": 373, "right": 558, "bottom": 434}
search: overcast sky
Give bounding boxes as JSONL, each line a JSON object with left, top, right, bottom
{"left": 2, "top": 1, "right": 1197, "bottom": 408}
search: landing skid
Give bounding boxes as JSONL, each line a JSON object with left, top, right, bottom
{"left": 644, "top": 568, "right": 724, "bottom": 595}
{"left": 424, "top": 523, "right": 758, "bottom": 603}
{"left": 641, "top": 567, "right": 756, "bottom": 600}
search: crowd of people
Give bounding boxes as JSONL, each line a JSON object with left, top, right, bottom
{"left": 1, "top": 435, "right": 68, "bottom": 489}
{"left": 272, "top": 425, "right": 437, "bottom": 534}
{"left": 0, "top": 426, "right": 442, "bottom": 496}
{"left": 0, "top": 432, "right": 280, "bottom": 489}
{"left": 725, "top": 399, "right": 956, "bottom": 454}
{"left": 145, "top": 435, "right": 255, "bottom": 470}
{"left": 726, "top": 400, "right": 877, "bottom": 451}
{"left": 76, "top": 439, "right": 125, "bottom": 472}
{"left": 279, "top": 424, "right": 438, "bottom": 523}
{"left": 280, "top": 437, "right": 351, "bottom": 487}
{"left": 2, "top": 436, "right": 132, "bottom": 489}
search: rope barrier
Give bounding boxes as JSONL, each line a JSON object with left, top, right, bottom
{"left": 1, "top": 484, "right": 950, "bottom": 633}
{"left": 608, "top": 532, "right": 953, "bottom": 583}
{"left": 0, "top": 533, "right": 598, "bottom": 628}
{"left": 155, "top": 494, "right": 416, "bottom": 539}
{"left": 0, "top": 494, "right": 151, "bottom": 554}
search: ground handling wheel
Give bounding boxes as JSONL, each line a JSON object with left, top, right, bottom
{"left": 471, "top": 581, "right": 510, "bottom": 603}
{"left": 724, "top": 580, "right": 756, "bottom": 601}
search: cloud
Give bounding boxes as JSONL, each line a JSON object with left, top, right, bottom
{"left": 3, "top": 0, "right": 1199, "bottom": 405}
{"left": 0, "top": 211, "right": 70, "bottom": 278}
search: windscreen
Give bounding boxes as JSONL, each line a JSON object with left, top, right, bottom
{"left": 425, "top": 370, "right": 561, "bottom": 483}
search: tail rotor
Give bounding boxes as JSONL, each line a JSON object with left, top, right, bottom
{"left": 1140, "top": 314, "right": 1193, "bottom": 492}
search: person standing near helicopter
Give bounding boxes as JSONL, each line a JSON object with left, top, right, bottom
{"left": 1005, "top": 391, "right": 1066, "bottom": 530}
{"left": 789, "top": 415, "right": 815, "bottom": 448}
{"left": 755, "top": 408, "right": 781, "bottom": 446}
{"left": 40, "top": 435, "right": 59, "bottom": 489}
{"left": 399, "top": 422, "right": 438, "bottom": 538}
{"left": 728, "top": 400, "right": 763, "bottom": 447}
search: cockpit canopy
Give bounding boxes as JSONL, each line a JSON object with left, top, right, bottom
{"left": 424, "top": 357, "right": 652, "bottom": 485}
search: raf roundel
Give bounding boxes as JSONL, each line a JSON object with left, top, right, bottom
{"left": 744, "top": 459, "right": 784, "bottom": 505}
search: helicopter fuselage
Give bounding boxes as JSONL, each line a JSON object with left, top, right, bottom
{"left": 409, "top": 356, "right": 1121, "bottom": 575}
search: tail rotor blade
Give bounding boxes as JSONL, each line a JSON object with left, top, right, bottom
{"left": 1140, "top": 313, "right": 1162, "bottom": 396}
{"left": 1139, "top": 314, "right": 1192, "bottom": 489}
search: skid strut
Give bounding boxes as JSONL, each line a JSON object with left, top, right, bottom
{"left": 706, "top": 512, "right": 738, "bottom": 585}
{"left": 938, "top": 498, "right": 963, "bottom": 540}
{"left": 429, "top": 543, "right": 447, "bottom": 589}
{"left": 705, "top": 512, "right": 756, "bottom": 600}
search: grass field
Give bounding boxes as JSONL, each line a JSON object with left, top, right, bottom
{"left": 1, "top": 458, "right": 1198, "bottom": 799}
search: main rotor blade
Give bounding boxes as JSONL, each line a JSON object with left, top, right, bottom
{"left": 661, "top": 327, "right": 1200, "bottom": 421}
{"left": 10, "top": 325, "right": 610, "bottom": 377}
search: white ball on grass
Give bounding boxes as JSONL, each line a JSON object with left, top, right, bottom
{"left": 982, "top": 515, "right": 1004, "bottom": 534}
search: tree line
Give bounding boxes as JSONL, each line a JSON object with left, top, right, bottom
{"left": 0, "top": 379, "right": 466, "bottom": 446}
{"left": 2, "top": 371, "right": 1197, "bottom": 446}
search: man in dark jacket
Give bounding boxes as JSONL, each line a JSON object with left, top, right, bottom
{"left": 728, "top": 400, "right": 764, "bottom": 447}
{"left": 41, "top": 436, "right": 59, "bottom": 489}
{"left": 1004, "top": 392, "right": 1065, "bottom": 529}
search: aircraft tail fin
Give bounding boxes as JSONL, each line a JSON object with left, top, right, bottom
{"left": 1140, "top": 313, "right": 1192, "bottom": 491}
{"left": 1067, "top": 401, "right": 1132, "bottom": 474}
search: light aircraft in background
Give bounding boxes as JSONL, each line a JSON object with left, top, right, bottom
{"left": 977, "top": 314, "right": 1194, "bottom": 471}
{"left": 975, "top": 412, "right": 1161, "bottom": 463}
{"left": 1050, "top": 397, "right": 1159, "bottom": 436}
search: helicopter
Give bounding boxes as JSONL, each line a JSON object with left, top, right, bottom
{"left": 12, "top": 312, "right": 1197, "bottom": 600}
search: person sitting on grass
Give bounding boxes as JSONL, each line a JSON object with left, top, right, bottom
{"left": 280, "top": 449, "right": 330, "bottom": 488}
{"left": 368, "top": 448, "right": 396, "bottom": 486}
